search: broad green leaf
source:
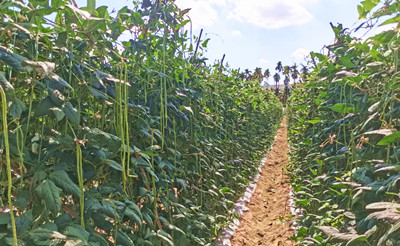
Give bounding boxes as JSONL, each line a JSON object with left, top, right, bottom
{"left": 0, "top": 48, "right": 29, "bottom": 71}
{"left": 307, "top": 119, "right": 322, "bottom": 124}
{"left": 125, "top": 200, "right": 142, "bottom": 219}
{"left": 166, "top": 223, "right": 186, "bottom": 236}
{"left": 89, "top": 233, "right": 109, "bottom": 246}
{"left": 220, "top": 187, "right": 233, "bottom": 194}
{"left": 0, "top": 213, "right": 10, "bottom": 225}
{"left": 34, "top": 97, "right": 55, "bottom": 117}
{"left": 65, "top": 224, "right": 90, "bottom": 244}
{"left": 87, "top": 0, "right": 96, "bottom": 14}
{"left": 46, "top": 74, "right": 72, "bottom": 90}
{"left": 29, "top": 227, "right": 67, "bottom": 243}
{"left": 377, "top": 131, "right": 400, "bottom": 145}
{"left": 145, "top": 231, "right": 174, "bottom": 246}
{"left": 330, "top": 103, "right": 355, "bottom": 114}
{"left": 380, "top": 14, "right": 400, "bottom": 26}
{"left": 15, "top": 211, "right": 33, "bottom": 232}
{"left": 358, "top": 0, "right": 380, "bottom": 19}
{"left": 30, "top": 0, "right": 49, "bottom": 7}
{"left": 35, "top": 180, "right": 62, "bottom": 214}
{"left": 371, "top": 30, "right": 396, "bottom": 44}
{"left": 49, "top": 170, "right": 81, "bottom": 197}
{"left": 339, "top": 57, "right": 354, "bottom": 69}
{"left": 62, "top": 102, "right": 80, "bottom": 124}
{"left": 124, "top": 207, "right": 142, "bottom": 227}
{"left": 105, "top": 159, "right": 123, "bottom": 172}
{"left": 14, "top": 189, "right": 31, "bottom": 208}
{"left": 115, "top": 230, "right": 134, "bottom": 246}
{"left": 49, "top": 107, "right": 65, "bottom": 121}
{"left": 51, "top": 0, "right": 68, "bottom": 8}
{"left": 9, "top": 98, "right": 26, "bottom": 119}
{"left": 0, "top": 71, "right": 13, "bottom": 90}
{"left": 311, "top": 52, "right": 327, "bottom": 63}
{"left": 54, "top": 213, "right": 73, "bottom": 230}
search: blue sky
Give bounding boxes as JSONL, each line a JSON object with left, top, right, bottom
{"left": 174, "top": 0, "right": 361, "bottom": 69}
{"left": 75, "top": 0, "right": 391, "bottom": 83}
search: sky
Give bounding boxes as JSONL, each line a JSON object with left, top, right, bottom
{"left": 74, "top": 0, "right": 387, "bottom": 83}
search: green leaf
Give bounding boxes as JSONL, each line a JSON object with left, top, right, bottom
{"left": 9, "top": 98, "right": 26, "bottom": 119}
{"left": 220, "top": 187, "right": 233, "bottom": 194}
{"left": 34, "top": 97, "right": 55, "bottom": 117}
{"left": 380, "top": 14, "right": 400, "bottom": 26}
{"left": 307, "top": 119, "right": 322, "bottom": 124}
{"left": 358, "top": 0, "right": 380, "bottom": 19}
{"left": 87, "top": 0, "right": 96, "bottom": 13}
{"left": 29, "top": 227, "right": 67, "bottom": 243}
{"left": 65, "top": 224, "right": 90, "bottom": 244}
{"left": 105, "top": 160, "right": 123, "bottom": 172}
{"left": 15, "top": 211, "right": 33, "bottom": 232}
{"left": 62, "top": 102, "right": 80, "bottom": 124}
{"left": 377, "top": 131, "right": 400, "bottom": 145}
{"left": 166, "top": 223, "right": 186, "bottom": 236}
{"left": 330, "top": 103, "right": 355, "bottom": 114}
{"left": 51, "top": 0, "right": 68, "bottom": 8}
{"left": 89, "top": 233, "right": 109, "bottom": 246}
{"left": 124, "top": 207, "right": 142, "bottom": 227}
{"left": 49, "top": 107, "right": 65, "bottom": 121}
{"left": 346, "top": 236, "right": 367, "bottom": 246}
{"left": 35, "top": 180, "right": 62, "bottom": 214}
{"left": 0, "top": 71, "right": 13, "bottom": 90}
{"left": 115, "top": 230, "right": 134, "bottom": 246}
{"left": 14, "top": 189, "right": 31, "bottom": 208}
{"left": 339, "top": 57, "right": 354, "bottom": 69}
{"left": 125, "top": 200, "right": 142, "bottom": 220}
{"left": 49, "top": 170, "right": 81, "bottom": 197}
{"left": 46, "top": 74, "right": 72, "bottom": 90}
{"left": 0, "top": 213, "right": 10, "bottom": 225}
{"left": 146, "top": 231, "right": 174, "bottom": 246}
{"left": 0, "top": 48, "right": 29, "bottom": 71}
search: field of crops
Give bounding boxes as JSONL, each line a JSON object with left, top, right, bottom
{"left": 288, "top": 1, "right": 400, "bottom": 245}
{"left": 3, "top": 0, "right": 400, "bottom": 245}
{"left": 0, "top": 1, "right": 283, "bottom": 245}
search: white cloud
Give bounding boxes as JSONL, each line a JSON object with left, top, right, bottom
{"left": 258, "top": 58, "right": 270, "bottom": 68}
{"left": 204, "top": 0, "right": 227, "bottom": 6}
{"left": 227, "top": 0, "right": 314, "bottom": 29}
{"left": 231, "top": 30, "right": 241, "bottom": 37}
{"left": 175, "top": 0, "right": 220, "bottom": 30}
{"left": 292, "top": 48, "right": 310, "bottom": 63}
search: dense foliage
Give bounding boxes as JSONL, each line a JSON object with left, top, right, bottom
{"left": 288, "top": 0, "right": 400, "bottom": 245}
{"left": 0, "top": 1, "right": 282, "bottom": 245}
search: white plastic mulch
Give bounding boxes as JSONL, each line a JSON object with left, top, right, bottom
{"left": 215, "top": 127, "right": 303, "bottom": 245}
{"left": 215, "top": 133, "right": 278, "bottom": 246}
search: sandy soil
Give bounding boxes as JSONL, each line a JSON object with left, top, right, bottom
{"left": 231, "top": 117, "right": 295, "bottom": 246}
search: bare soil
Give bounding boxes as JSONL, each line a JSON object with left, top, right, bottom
{"left": 231, "top": 117, "right": 295, "bottom": 246}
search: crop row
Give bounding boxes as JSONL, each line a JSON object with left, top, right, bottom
{"left": 288, "top": 1, "right": 400, "bottom": 245}
{"left": 0, "top": 1, "right": 282, "bottom": 245}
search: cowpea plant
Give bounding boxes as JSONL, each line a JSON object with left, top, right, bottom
{"left": 288, "top": 1, "right": 400, "bottom": 245}
{"left": 0, "top": 1, "right": 282, "bottom": 245}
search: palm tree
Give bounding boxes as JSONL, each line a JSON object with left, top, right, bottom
{"left": 244, "top": 69, "right": 251, "bottom": 80}
{"left": 275, "top": 61, "right": 283, "bottom": 73}
{"left": 263, "top": 69, "right": 270, "bottom": 86}
{"left": 283, "top": 65, "right": 290, "bottom": 76}
{"left": 254, "top": 67, "right": 263, "bottom": 83}
{"left": 291, "top": 64, "right": 299, "bottom": 83}
{"left": 284, "top": 76, "right": 290, "bottom": 86}
{"left": 300, "top": 65, "right": 309, "bottom": 82}
{"left": 273, "top": 72, "right": 280, "bottom": 87}
{"left": 264, "top": 69, "right": 270, "bottom": 79}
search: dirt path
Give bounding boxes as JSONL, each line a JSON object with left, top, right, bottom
{"left": 231, "top": 117, "right": 295, "bottom": 246}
